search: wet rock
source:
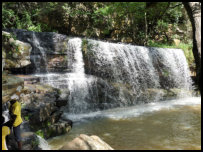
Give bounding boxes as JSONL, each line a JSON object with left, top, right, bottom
{"left": 16, "top": 75, "right": 40, "bottom": 84}
{"left": 43, "top": 120, "right": 72, "bottom": 139}
{"left": 21, "top": 132, "right": 42, "bottom": 150}
{"left": 20, "top": 83, "right": 60, "bottom": 105}
{"left": 55, "top": 98, "right": 68, "bottom": 108}
{"left": 2, "top": 73, "right": 24, "bottom": 104}
{"left": 20, "top": 82, "right": 71, "bottom": 139}
{"left": 6, "top": 131, "right": 42, "bottom": 150}
{"left": 60, "top": 134, "right": 114, "bottom": 150}
{"left": 28, "top": 102, "right": 58, "bottom": 126}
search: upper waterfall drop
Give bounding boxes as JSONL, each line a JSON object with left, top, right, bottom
{"left": 85, "top": 39, "right": 193, "bottom": 92}
{"left": 69, "top": 38, "right": 85, "bottom": 74}
{"left": 65, "top": 38, "right": 94, "bottom": 114}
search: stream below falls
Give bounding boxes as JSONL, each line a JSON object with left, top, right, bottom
{"left": 47, "top": 97, "right": 201, "bottom": 150}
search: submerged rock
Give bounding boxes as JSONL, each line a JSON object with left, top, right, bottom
{"left": 43, "top": 120, "right": 72, "bottom": 139}
{"left": 60, "top": 134, "right": 114, "bottom": 150}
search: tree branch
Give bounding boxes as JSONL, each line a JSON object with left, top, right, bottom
{"left": 169, "top": 3, "right": 182, "bottom": 9}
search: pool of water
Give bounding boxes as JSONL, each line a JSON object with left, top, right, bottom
{"left": 48, "top": 97, "right": 201, "bottom": 150}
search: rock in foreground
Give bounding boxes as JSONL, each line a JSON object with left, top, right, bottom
{"left": 60, "top": 134, "right": 114, "bottom": 150}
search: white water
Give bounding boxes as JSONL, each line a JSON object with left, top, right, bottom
{"left": 34, "top": 37, "right": 194, "bottom": 115}
{"left": 62, "top": 97, "right": 201, "bottom": 122}
{"left": 87, "top": 39, "right": 193, "bottom": 91}
{"left": 35, "top": 38, "right": 96, "bottom": 113}
{"left": 65, "top": 38, "right": 90, "bottom": 113}
{"left": 32, "top": 32, "right": 48, "bottom": 73}
{"left": 2, "top": 110, "right": 10, "bottom": 124}
{"left": 37, "top": 135, "right": 51, "bottom": 150}
{"left": 2, "top": 103, "right": 10, "bottom": 124}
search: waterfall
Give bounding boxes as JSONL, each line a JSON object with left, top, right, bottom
{"left": 86, "top": 39, "right": 192, "bottom": 92}
{"left": 7, "top": 30, "right": 193, "bottom": 114}
{"left": 35, "top": 38, "right": 96, "bottom": 113}
{"left": 35, "top": 37, "right": 193, "bottom": 114}
{"left": 65, "top": 38, "right": 94, "bottom": 113}
{"left": 31, "top": 32, "right": 48, "bottom": 73}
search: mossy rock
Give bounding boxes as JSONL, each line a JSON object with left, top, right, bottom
{"left": 2, "top": 31, "right": 32, "bottom": 70}
{"left": 43, "top": 121, "right": 72, "bottom": 139}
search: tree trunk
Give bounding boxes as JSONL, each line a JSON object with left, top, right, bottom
{"left": 144, "top": 4, "right": 148, "bottom": 46}
{"left": 183, "top": 2, "right": 201, "bottom": 92}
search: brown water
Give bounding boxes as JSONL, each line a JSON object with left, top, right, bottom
{"left": 48, "top": 97, "right": 201, "bottom": 150}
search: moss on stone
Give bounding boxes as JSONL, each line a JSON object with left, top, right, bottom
{"left": 82, "top": 39, "right": 88, "bottom": 55}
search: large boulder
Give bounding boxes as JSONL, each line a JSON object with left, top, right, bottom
{"left": 60, "top": 134, "right": 114, "bottom": 150}
{"left": 4, "top": 29, "right": 72, "bottom": 73}
{"left": 19, "top": 80, "right": 71, "bottom": 139}
{"left": 20, "top": 83, "right": 60, "bottom": 127}
{"left": 2, "top": 31, "right": 32, "bottom": 70}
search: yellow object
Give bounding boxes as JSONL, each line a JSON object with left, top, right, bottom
{"left": 2, "top": 126, "right": 10, "bottom": 150}
{"left": 11, "top": 101, "right": 23, "bottom": 127}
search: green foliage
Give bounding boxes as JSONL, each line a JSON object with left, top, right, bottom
{"left": 157, "top": 20, "right": 169, "bottom": 32}
{"left": 2, "top": 2, "right": 190, "bottom": 43}
{"left": 2, "top": 7, "right": 16, "bottom": 28}
{"left": 2, "top": 2, "right": 193, "bottom": 61}
{"left": 31, "top": 138, "right": 39, "bottom": 147}
{"left": 2, "top": 2, "right": 47, "bottom": 32}
{"left": 36, "top": 129, "right": 44, "bottom": 138}
{"left": 47, "top": 121, "right": 51, "bottom": 127}
{"left": 24, "top": 115, "right": 29, "bottom": 121}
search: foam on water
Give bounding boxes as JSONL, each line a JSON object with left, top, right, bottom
{"left": 37, "top": 135, "right": 51, "bottom": 150}
{"left": 63, "top": 97, "right": 201, "bottom": 121}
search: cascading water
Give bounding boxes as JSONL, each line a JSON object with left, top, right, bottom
{"left": 6, "top": 30, "right": 193, "bottom": 115}
{"left": 31, "top": 37, "right": 193, "bottom": 115}
{"left": 64, "top": 38, "right": 94, "bottom": 113}
{"left": 32, "top": 32, "right": 48, "bottom": 73}
{"left": 86, "top": 39, "right": 192, "bottom": 91}
{"left": 35, "top": 38, "right": 96, "bottom": 113}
